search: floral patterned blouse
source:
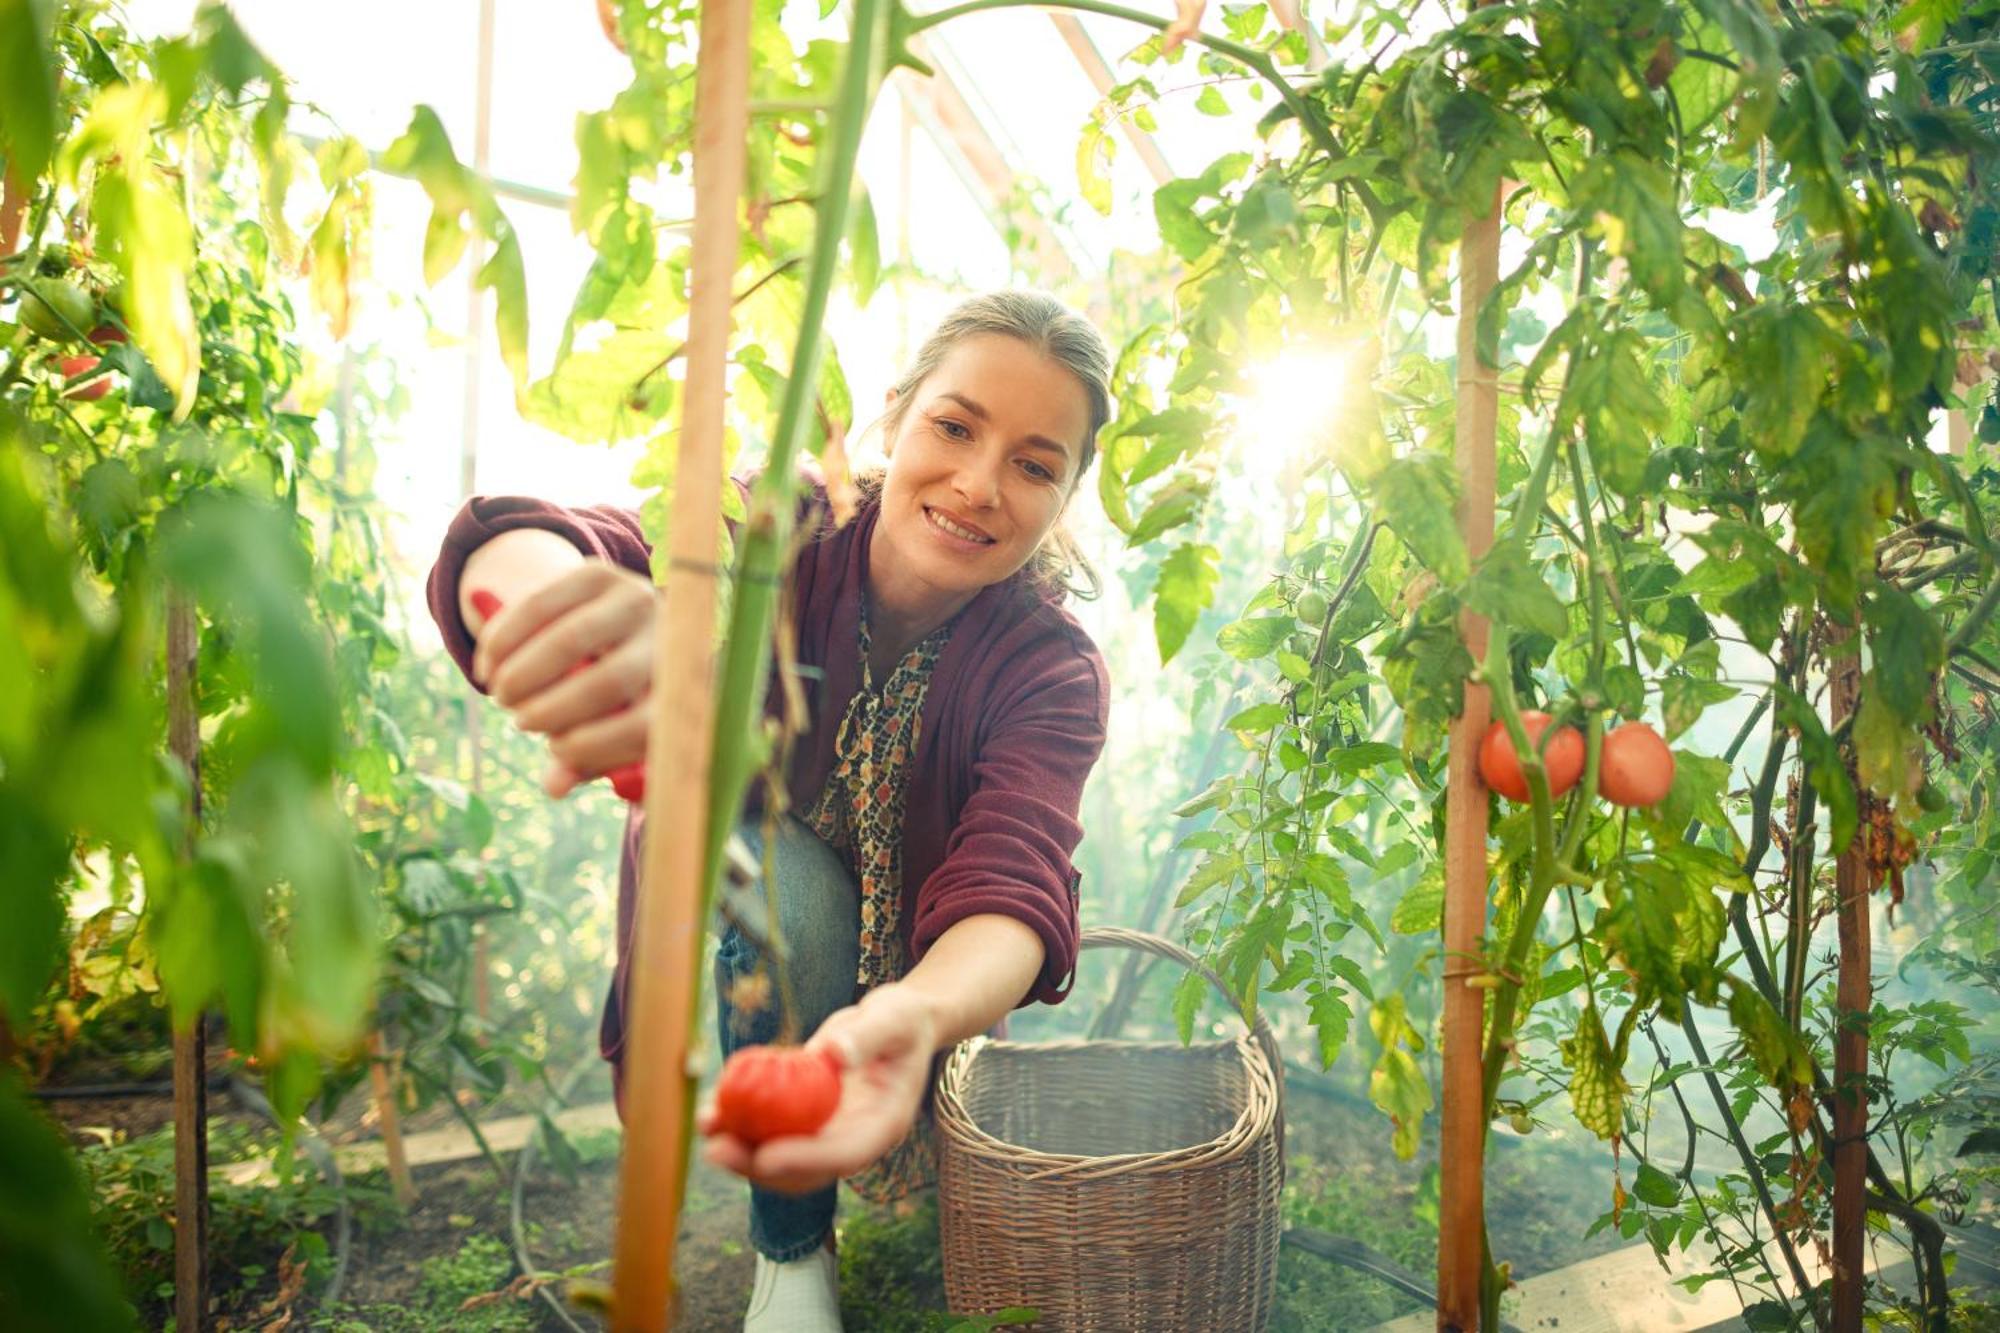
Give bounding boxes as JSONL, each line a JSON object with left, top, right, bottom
{"left": 803, "top": 600, "right": 952, "bottom": 1204}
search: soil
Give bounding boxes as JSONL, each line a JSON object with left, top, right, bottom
{"left": 40, "top": 1048, "right": 1628, "bottom": 1331}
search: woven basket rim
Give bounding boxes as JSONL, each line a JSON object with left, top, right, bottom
{"left": 934, "top": 1032, "right": 1280, "bottom": 1181}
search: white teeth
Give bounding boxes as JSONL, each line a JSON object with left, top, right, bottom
{"left": 927, "top": 507, "right": 992, "bottom": 544}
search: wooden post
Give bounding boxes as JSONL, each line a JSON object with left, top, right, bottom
{"left": 608, "top": 0, "right": 751, "bottom": 1323}
{"left": 1829, "top": 642, "right": 1869, "bottom": 1331}
{"left": 167, "top": 598, "right": 209, "bottom": 1333}
{"left": 369, "top": 1031, "right": 417, "bottom": 1207}
{"left": 1438, "top": 183, "right": 1502, "bottom": 1331}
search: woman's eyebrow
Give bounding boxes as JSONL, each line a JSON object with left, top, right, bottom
{"left": 933, "top": 391, "right": 1073, "bottom": 462}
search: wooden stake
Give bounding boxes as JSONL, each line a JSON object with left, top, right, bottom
{"left": 369, "top": 1031, "right": 417, "bottom": 1207}
{"left": 167, "top": 597, "right": 209, "bottom": 1333}
{"left": 1829, "top": 642, "right": 1869, "bottom": 1332}
{"left": 1438, "top": 183, "right": 1502, "bottom": 1333}
{"left": 608, "top": 0, "right": 751, "bottom": 1322}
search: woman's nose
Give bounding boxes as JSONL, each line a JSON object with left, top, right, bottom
{"left": 952, "top": 455, "right": 1002, "bottom": 509}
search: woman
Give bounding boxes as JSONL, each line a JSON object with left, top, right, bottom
{"left": 425, "top": 291, "right": 1113, "bottom": 1331}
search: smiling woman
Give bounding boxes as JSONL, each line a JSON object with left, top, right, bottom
{"left": 425, "top": 289, "right": 1115, "bottom": 1333}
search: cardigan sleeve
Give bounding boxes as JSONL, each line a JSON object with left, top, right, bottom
{"left": 908, "top": 634, "right": 1110, "bottom": 1005}
{"left": 424, "top": 497, "right": 653, "bottom": 693}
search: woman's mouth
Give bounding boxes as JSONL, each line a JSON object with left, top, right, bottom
{"left": 924, "top": 505, "right": 996, "bottom": 547}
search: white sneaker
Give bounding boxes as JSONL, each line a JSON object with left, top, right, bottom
{"left": 743, "top": 1243, "right": 843, "bottom": 1332}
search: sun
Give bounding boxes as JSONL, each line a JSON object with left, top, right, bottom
{"left": 1232, "top": 339, "right": 1378, "bottom": 482}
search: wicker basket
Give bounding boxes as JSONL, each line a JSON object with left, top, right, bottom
{"left": 934, "top": 926, "right": 1285, "bottom": 1331}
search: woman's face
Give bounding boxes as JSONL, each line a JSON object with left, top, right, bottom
{"left": 872, "top": 332, "right": 1091, "bottom": 612}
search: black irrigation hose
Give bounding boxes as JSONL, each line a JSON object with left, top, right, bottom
{"left": 1280, "top": 1227, "right": 1529, "bottom": 1333}
{"left": 29, "top": 1073, "right": 231, "bottom": 1099}
{"left": 510, "top": 1057, "right": 601, "bottom": 1333}
{"left": 226, "top": 1075, "right": 354, "bottom": 1310}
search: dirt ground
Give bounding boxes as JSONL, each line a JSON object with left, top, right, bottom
{"left": 42, "top": 1051, "right": 1621, "bottom": 1331}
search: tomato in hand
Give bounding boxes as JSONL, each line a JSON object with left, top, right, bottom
{"left": 466, "top": 586, "right": 647, "bottom": 801}
{"left": 1478, "top": 710, "right": 1584, "bottom": 803}
{"left": 711, "top": 1044, "right": 843, "bottom": 1144}
{"left": 1598, "top": 721, "right": 1674, "bottom": 807}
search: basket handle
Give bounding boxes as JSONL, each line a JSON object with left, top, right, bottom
{"left": 1079, "top": 925, "right": 1286, "bottom": 1162}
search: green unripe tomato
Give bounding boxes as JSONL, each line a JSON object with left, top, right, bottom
{"left": 1294, "top": 589, "right": 1329, "bottom": 625}
{"left": 1917, "top": 779, "right": 1948, "bottom": 814}
{"left": 19, "top": 278, "right": 95, "bottom": 341}
{"left": 1509, "top": 1111, "right": 1533, "bottom": 1135}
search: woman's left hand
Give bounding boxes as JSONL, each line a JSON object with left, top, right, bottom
{"left": 698, "top": 983, "right": 939, "bottom": 1196}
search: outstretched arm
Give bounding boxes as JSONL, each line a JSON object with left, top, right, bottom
{"left": 698, "top": 912, "right": 1043, "bottom": 1195}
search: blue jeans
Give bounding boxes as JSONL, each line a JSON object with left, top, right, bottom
{"left": 714, "top": 814, "right": 862, "bottom": 1261}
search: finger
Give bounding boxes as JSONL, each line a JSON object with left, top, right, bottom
{"left": 470, "top": 565, "right": 605, "bottom": 687}
{"left": 543, "top": 759, "right": 582, "bottom": 799}
{"left": 511, "top": 653, "right": 644, "bottom": 736}
{"left": 702, "top": 1135, "right": 755, "bottom": 1177}
{"left": 489, "top": 594, "right": 637, "bottom": 708}
{"left": 547, "top": 709, "right": 649, "bottom": 782}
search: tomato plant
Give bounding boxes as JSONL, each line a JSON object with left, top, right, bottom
{"left": 713, "top": 1044, "right": 843, "bottom": 1144}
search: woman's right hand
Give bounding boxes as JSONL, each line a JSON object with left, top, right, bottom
{"left": 469, "top": 559, "right": 659, "bottom": 797}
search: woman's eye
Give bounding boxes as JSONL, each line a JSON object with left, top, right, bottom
{"left": 934, "top": 416, "right": 971, "bottom": 441}
{"left": 1020, "top": 459, "right": 1056, "bottom": 482}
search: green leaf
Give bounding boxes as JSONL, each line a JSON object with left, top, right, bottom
{"left": 1126, "top": 475, "right": 1207, "bottom": 545}
{"left": 1217, "top": 615, "right": 1293, "bottom": 661}
{"left": 0, "top": 1076, "right": 135, "bottom": 1331}
{"left": 1152, "top": 542, "right": 1219, "bottom": 664}
{"left": 1464, "top": 544, "right": 1568, "bottom": 640}
{"left": 1227, "top": 703, "right": 1288, "bottom": 733}
{"left": 1175, "top": 850, "right": 1243, "bottom": 908}
{"left": 1633, "top": 1161, "right": 1680, "bottom": 1208}
{"left": 1372, "top": 456, "right": 1468, "bottom": 583}
{"left": 1864, "top": 585, "right": 1944, "bottom": 725}
{"left": 1307, "top": 986, "right": 1351, "bottom": 1068}
{"left": 0, "top": 795, "right": 65, "bottom": 1028}
{"left": 0, "top": 0, "right": 58, "bottom": 185}
{"left": 1195, "top": 86, "right": 1229, "bottom": 116}
{"left": 1171, "top": 969, "right": 1205, "bottom": 1045}
{"left": 1572, "top": 152, "right": 1685, "bottom": 305}
{"left": 1735, "top": 303, "right": 1838, "bottom": 460}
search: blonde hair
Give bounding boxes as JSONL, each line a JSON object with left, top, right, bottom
{"left": 879, "top": 290, "right": 1112, "bottom": 599}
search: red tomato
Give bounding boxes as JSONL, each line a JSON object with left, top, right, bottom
{"left": 1598, "top": 721, "right": 1675, "bottom": 807}
{"left": 466, "top": 587, "right": 647, "bottom": 801}
{"left": 87, "top": 324, "right": 126, "bottom": 346}
{"left": 1478, "top": 710, "right": 1585, "bottom": 803}
{"left": 712, "top": 1044, "right": 842, "bottom": 1144}
{"left": 58, "top": 354, "right": 109, "bottom": 401}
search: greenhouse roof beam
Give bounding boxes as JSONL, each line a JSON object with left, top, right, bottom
{"left": 1046, "top": 13, "right": 1174, "bottom": 187}
{"left": 895, "top": 33, "right": 1080, "bottom": 278}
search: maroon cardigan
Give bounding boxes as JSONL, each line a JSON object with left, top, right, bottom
{"left": 425, "top": 485, "right": 1110, "bottom": 1068}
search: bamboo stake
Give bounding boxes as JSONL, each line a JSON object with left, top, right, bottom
{"left": 607, "top": 0, "right": 751, "bottom": 1321}
{"left": 167, "top": 597, "right": 209, "bottom": 1333}
{"left": 1438, "top": 183, "right": 1502, "bottom": 1332}
{"left": 1829, "top": 638, "right": 1868, "bottom": 1332}
{"left": 465, "top": 0, "right": 497, "bottom": 1029}
{"left": 368, "top": 1031, "right": 416, "bottom": 1207}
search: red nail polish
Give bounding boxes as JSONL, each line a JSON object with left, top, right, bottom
{"left": 469, "top": 588, "right": 502, "bottom": 620}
